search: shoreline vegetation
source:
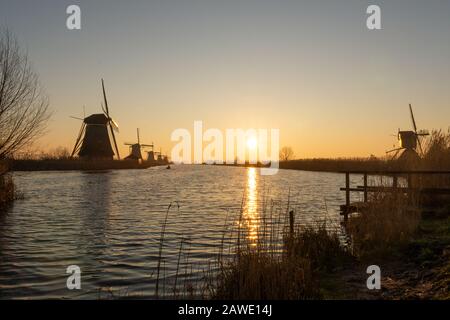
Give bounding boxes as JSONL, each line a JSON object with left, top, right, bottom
{"left": 5, "top": 147, "right": 170, "bottom": 172}
{"left": 5, "top": 156, "right": 446, "bottom": 173}
{"left": 0, "top": 161, "right": 15, "bottom": 207}
{"left": 0, "top": 155, "right": 404, "bottom": 173}
{"left": 211, "top": 158, "right": 392, "bottom": 173}
{"left": 5, "top": 129, "right": 449, "bottom": 173}
{"left": 8, "top": 158, "right": 168, "bottom": 171}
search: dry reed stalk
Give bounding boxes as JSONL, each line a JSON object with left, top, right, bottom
{"left": 155, "top": 201, "right": 179, "bottom": 298}
{"left": 347, "top": 190, "right": 421, "bottom": 258}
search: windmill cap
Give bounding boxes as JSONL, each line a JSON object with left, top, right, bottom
{"left": 84, "top": 113, "right": 109, "bottom": 124}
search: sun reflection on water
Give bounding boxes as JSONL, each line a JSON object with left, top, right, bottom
{"left": 243, "top": 167, "right": 259, "bottom": 247}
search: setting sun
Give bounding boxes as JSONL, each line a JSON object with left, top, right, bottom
{"left": 247, "top": 138, "right": 258, "bottom": 150}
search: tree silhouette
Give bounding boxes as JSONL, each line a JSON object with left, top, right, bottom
{"left": 280, "top": 146, "right": 295, "bottom": 161}
{"left": 0, "top": 29, "right": 51, "bottom": 159}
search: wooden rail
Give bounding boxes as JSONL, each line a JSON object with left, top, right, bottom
{"left": 0, "top": 161, "right": 8, "bottom": 176}
{"left": 340, "top": 170, "right": 450, "bottom": 223}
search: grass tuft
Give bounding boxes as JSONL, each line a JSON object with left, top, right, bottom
{"left": 212, "top": 221, "right": 349, "bottom": 300}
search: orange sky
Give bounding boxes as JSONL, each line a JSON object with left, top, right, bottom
{"left": 3, "top": 1, "right": 449, "bottom": 159}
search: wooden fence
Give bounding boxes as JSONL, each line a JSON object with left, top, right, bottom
{"left": 340, "top": 170, "right": 450, "bottom": 222}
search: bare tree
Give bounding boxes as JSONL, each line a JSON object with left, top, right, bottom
{"left": 0, "top": 29, "right": 51, "bottom": 159}
{"left": 279, "top": 146, "right": 295, "bottom": 161}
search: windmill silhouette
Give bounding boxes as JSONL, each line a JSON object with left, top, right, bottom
{"left": 124, "top": 128, "right": 154, "bottom": 161}
{"left": 386, "top": 104, "right": 429, "bottom": 162}
{"left": 71, "top": 79, "right": 120, "bottom": 160}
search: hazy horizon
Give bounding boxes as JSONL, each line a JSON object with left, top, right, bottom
{"left": 1, "top": 0, "right": 449, "bottom": 158}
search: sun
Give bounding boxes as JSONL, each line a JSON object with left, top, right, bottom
{"left": 247, "top": 138, "right": 258, "bottom": 150}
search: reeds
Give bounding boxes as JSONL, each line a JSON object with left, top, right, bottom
{"left": 155, "top": 201, "right": 180, "bottom": 299}
{"left": 422, "top": 129, "right": 450, "bottom": 171}
{"left": 280, "top": 157, "right": 389, "bottom": 173}
{"left": 286, "top": 222, "right": 351, "bottom": 272}
{"left": 212, "top": 249, "right": 318, "bottom": 299}
{"left": 151, "top": 186, "right": 347, "bottom": 300}
{"left": 346, "top": 191, "right": 421, "bottom": 259}
{"left": 211, "top": 219, "right": 350, "bottom": 300}
{"left": 9, "top": 159, "right": 156, "bottom": 171}
{"left": 0, "top": 162, "right": 15, "bottom": 206}
{"left": 207, "top": 189, "right": 349, "bottom": 299}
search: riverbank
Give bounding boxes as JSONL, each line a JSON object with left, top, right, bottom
{"left": 0, "top": 162, "right": 14, "bottom": 206}
{"left": 322, "top": 216, "right": 450, "bottom": 299}
{"left": 206, "top": 158, "right": 392, "bottom": 173}
{"left": 279, "top": 158, "right": 392, "bottom": 173}
{"left": 8, "top": 159, "right": 168, "bottom": 171}
{"left": 208, "top": 158, "right": 404, "bottom": 173}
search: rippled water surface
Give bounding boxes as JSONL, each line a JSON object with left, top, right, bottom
{"left": 0, "top": 165, "right": 365, "bottom": 299}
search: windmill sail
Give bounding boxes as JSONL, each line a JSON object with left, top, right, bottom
{"left": 409, "top": 104, "right": 425, "bottom": 156}
{"left": 409, "top": 104, "right": 417, "bottom": 132}
{"left": 102, "top": 79, "right": 120, "bottom": 159}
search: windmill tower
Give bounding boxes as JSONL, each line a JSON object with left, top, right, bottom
{"left": 71, "top": 80, "right": 120, "bottom": 160}
{"left": 157, "top": 148, "right": 163, "bottom": 162}
{"left": 146, "top": 147, "right": 156, "bottom": 162}
{"left": 152, "top": 149, "right": 162, "bottom": 162}
{"left": 153, "top": 148, "right": 169, "bottom": 164}
{"left": 386, "top": 104, "right": 429, "bottom": 162}
{"left": 124, "top": 128, "right": 154, "bottom": 161}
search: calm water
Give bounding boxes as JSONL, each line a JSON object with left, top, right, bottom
{"left": 0, "top": 165, "right": 365, "bottom": 299}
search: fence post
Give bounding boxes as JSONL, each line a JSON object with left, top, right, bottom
{"left": 363, "top": 173, "right": 368, "bottom": 203}
{"left": 345, "top": 172, "right": 350, "bottom": 207}
{"left": 393, "top": 175, "right": 398, "bottom": 194}
{"left": 289, "top": 210, "right": 295, "bottom": 237}
{"left": 344, "top": 172, "right": 350, "bottom": 223}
